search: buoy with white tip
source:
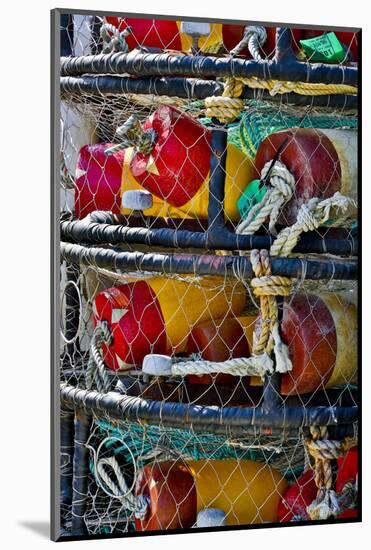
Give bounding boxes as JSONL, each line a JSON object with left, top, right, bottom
{"left": 196, "top": 508, "right": 226, "bottom": 528}
{"left": 121, "top": 189, "right": 154, "bottom": 211}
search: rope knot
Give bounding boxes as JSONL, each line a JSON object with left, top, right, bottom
{"left": 249, "top": 250, "right": 292, "bottom": 373}
{"left": 230, "top": 25, "right": 267, "bottom": 59}
{"left": 305, "top": 427, "right": 358, "bottom": 521}
{"left": 236, "top": 160, "right": 295, "bottom": 235}
{"left": 105, "top": 114, "right": 157, "bottom": 157}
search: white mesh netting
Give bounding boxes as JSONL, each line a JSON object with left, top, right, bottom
{"left": 58, "top": 13, "right": 359, "bottom": 538}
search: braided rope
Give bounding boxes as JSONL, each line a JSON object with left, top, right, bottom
{"left": 230, "top": 26, "right": 267, "bottom": 59}
{"left": 105, "top": 114, "right": 157, "bottom": 157}
{"left": 205, "top": 77, "right": 245, "bottom": 124}
{"left": 100, "top": 23, "right": 132, "bottom": 54}
{"left": 249, "top": 250, "right": 292, "bottom": 374}
{"left": 236, "top": 77, "right": 357, "bottom": 96}
{"left": 271, "top": 193, "right": 358, "bottom": 256}
{"left": 96, "top": 456, "right": 148, "bottom": 517}
{"left": 236, "top": 160, "right": 296, "bottom": 235}
{"left": 305, "top": 427, "right": 358, "bottom": 520}
{"left": 85, "top": 321, "right": 112, "bottom": 393}
{"left": 171, "top": 353, "right": 274, "bottom": 377}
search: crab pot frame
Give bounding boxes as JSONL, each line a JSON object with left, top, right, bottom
{"left": 58, "top": 23, "right": 359, "bottom": 538}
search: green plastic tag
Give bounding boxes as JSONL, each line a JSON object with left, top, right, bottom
{"left": 300, "top": 32, "right": 346, "bottom": 63}
{"left": 237, "top": 179, "right": 268, "bottom": 220}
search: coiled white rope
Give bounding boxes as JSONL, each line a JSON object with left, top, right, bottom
{"left": 236, "top": 160, "right": 296, "bottom": 236}
{"left": 230, "top": 26, "right": 267, "bottom": 59}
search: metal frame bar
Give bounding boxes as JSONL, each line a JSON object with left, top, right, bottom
{"left": 61, "top": 385, "right": 358, "bottom": 434}
{"left": 61, "top": 215, "right": 357, "bottom": 255}
{"left": 60, "top": 241, "right": 357, "bottom": 280}
{"left": 60, "top": 75, "right": 358, "bottom": 110}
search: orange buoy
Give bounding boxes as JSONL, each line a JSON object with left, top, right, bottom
{"left": 135, "top": 459, "right": 287, "bottom": 530}
{"left": 254, "top": 128, "right": 357, "bottom": 225}
{"left": 186, "top": 315, "right": 256, "bottom": 385}
{"left": 105, "top": 17, "right": 222, "bottom": 52}
{"left": 253, "top": 293, "right": 357, "bottom": 395}
{"left": 93, "top": 277, "right": 246, "bottom": 370}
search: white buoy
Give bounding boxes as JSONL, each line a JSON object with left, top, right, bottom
{"left": 196, "top": 508, "right": 227, "bottom": 528}
{"left": 121, "top": 190, "right": 154, "bottom": 211}
{"left": 142, "top": 354, "right": 173, "bottom": 376}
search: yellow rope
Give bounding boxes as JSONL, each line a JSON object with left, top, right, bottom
{"left": 205, "top": 77, "right": 245, "bottom": 124}
{"left": 236, "top": 76, "right": 357, "bottom": 96}
{"left": 205, "top": 75, "right": 357, "bottom": 123}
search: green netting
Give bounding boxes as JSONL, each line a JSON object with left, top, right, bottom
{"left": 93, "top": 419, "right": 306, "bottom": 479}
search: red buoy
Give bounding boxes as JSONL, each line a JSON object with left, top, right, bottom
{"left": 93, "top": 277, "right": 246, "bottom": 370}
{"left": 278, "top": 470, "right": 317, "bottom": 522}
{"left": 254, "top": 128, "right": 357, "bottom": 225}
{"left": 336, "top": 447, "right": 358, "bottom": 519}
{"left": 130, "top": 106, "right": 211, "bottom": 207}
{"left": 254, "top": 293, "right": 357, "bottom": 395}
{"left": 75, "top": 144, "right": 124, "bottom": 218}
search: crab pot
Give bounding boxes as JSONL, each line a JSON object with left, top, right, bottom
{"left": 135, "top": 459, "right": 287, "bottom": 531}
{"left": 105, "top": 17, "right": 222, "bottom": 51}
{"left": 254, "top": 293, "right": 357, "bottom": 395}
{"left": 74, "top": 144, "right": 125, "bottom": 218}
{"left": 93, "top": 277, "right": 246, "bottom": 370}
{"left": 254, "top": 128, "right": 357, "bottom": 225}
{"left": 74, "top": 106, "right": 256, "bottom": 220}
{"left": 186, "top": 315, "right": 256, "bottom": 385}
{"left": 302, "top": 30, "right": 358, "bottom": 62}
{"left": 222, "top": 26, "right": 303, "bottom": 57}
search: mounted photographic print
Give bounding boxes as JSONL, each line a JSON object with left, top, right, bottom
{"left": 51, "top": 9, "right": 360, "bottom": 541}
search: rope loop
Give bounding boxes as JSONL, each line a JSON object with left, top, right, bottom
{"left": 100, "top": 22, "right": 132, "bottom": 54}
{"left": 230, "top": 25, "right": 267, "bottom": 59}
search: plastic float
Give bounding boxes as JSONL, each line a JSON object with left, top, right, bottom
{"left": 278, "top": 446, "right": 358, "bottom": 522}
{"left": 93, "top": 277, "right": 246, "bottom": 370}
{"left": 135, "top": 459, "right": 287, "bottom": 530}
{"left": 186, "top": 315, "right": 256, "bottom": 385}
{"left": 253, "top": 293, "right": 357, "bottom": 395}
{"left": 104, "top": 16, "right": 222, "bottom": 52}
{"left": 252, "top": 128, "right": 357, "bottom": 225}
{"left": 74, "top": 106, "right": 256, "bottom": 220}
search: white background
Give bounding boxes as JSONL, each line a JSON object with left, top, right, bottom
{"left": 1, "top": 0, "right": 368, "bottom": 547}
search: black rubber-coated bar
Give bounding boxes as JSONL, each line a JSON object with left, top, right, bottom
{"left": 60, "top": 75, "right": 358, "bottom": 110}
{"left": 60, "top": 216, "right": 358, "bottom": 256}
{"left": 208, "top": 127, "right": 228, "bottom": 229}
{"left": 71, "top": 408, "right": 91, "bottom": 535}
{"left": 65, "top": 262, "right": 80, "bottom": 357}
{"left": 60, "top": 385, "right": 358, "bottom": 432}
{"left": 60, "top": 241, "right": 357, "bottom": 281}
{"left": 60, "top": 406, "right": 74, "bottom": 526}
{"left": 60, "top": 49, "right": 357, "bottom": 86}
